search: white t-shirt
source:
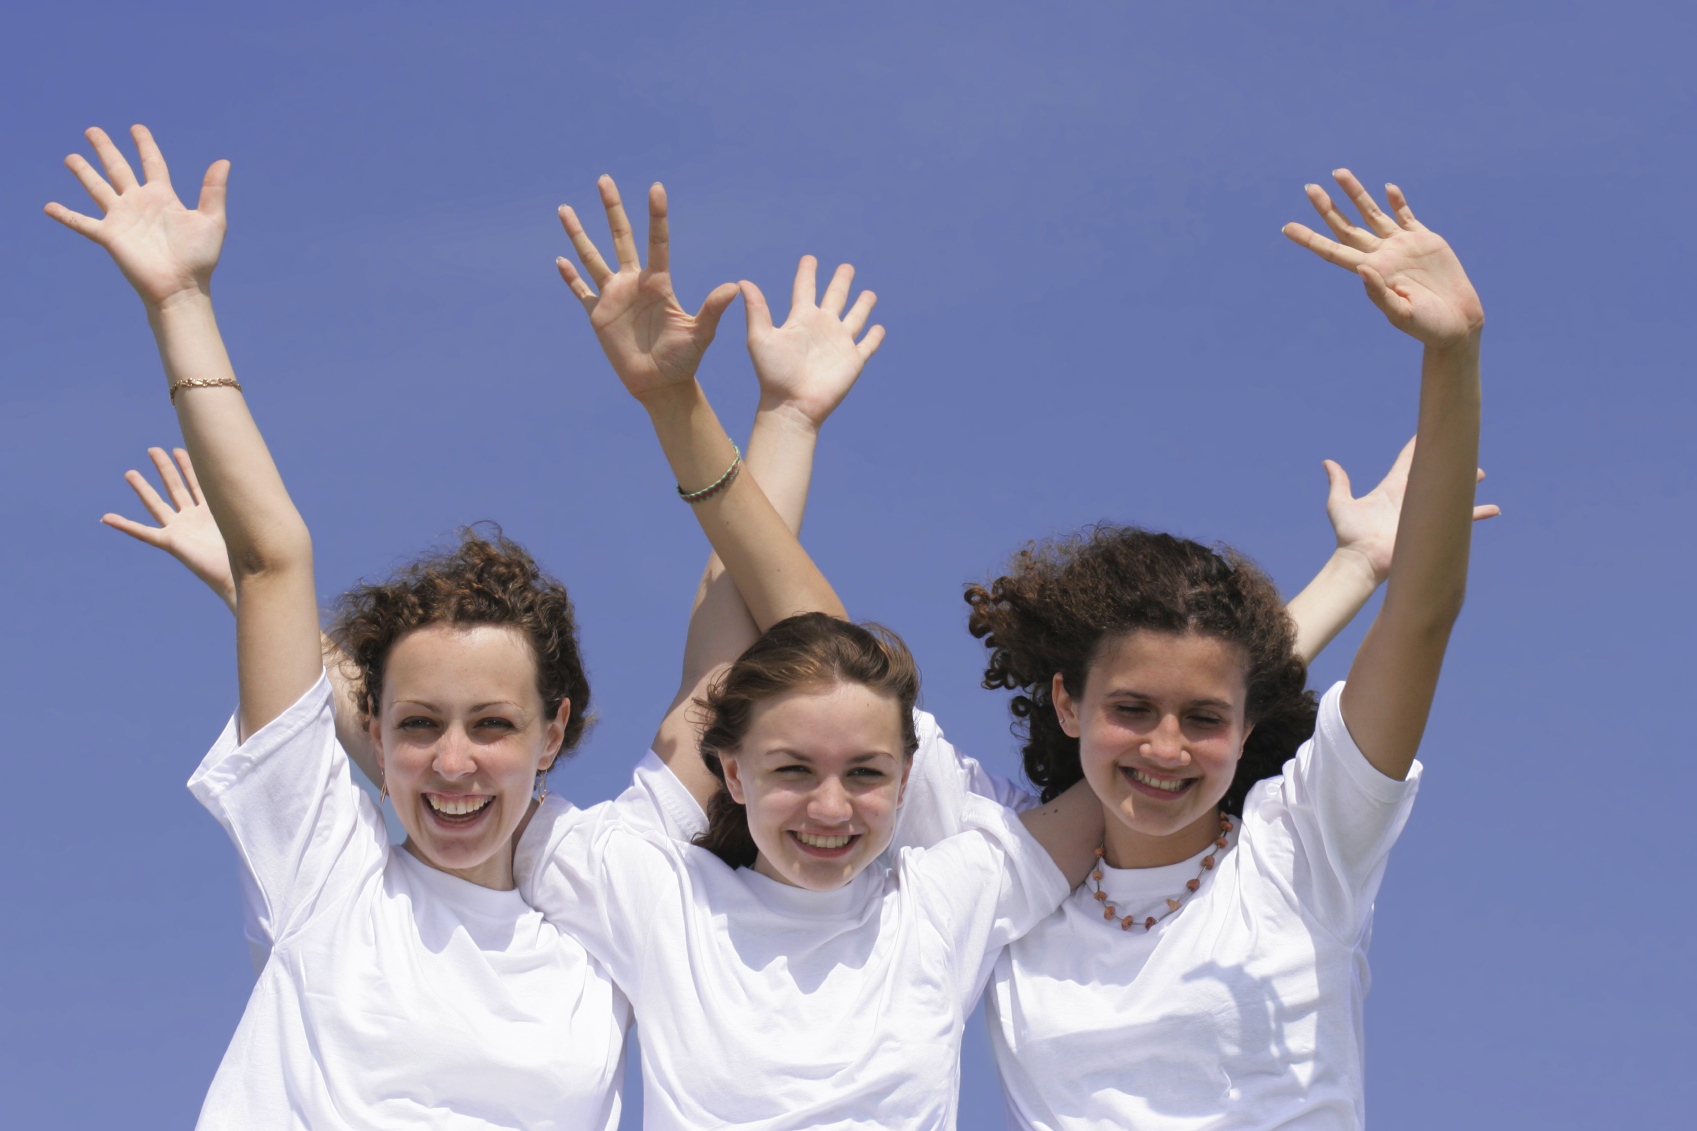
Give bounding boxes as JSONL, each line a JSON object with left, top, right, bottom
{"left": 515, "top": 783, "right": 1072, "bottom": 1131}
{"left": 896, "top": 682, "right": 1420, "bottom": 1131}
{"left": 188, "top": 674, "right": 635, "bottom": 1131}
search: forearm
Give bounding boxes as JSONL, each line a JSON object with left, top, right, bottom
{"left": 1342, "top": 337, "right": 1481, "bottom": 775}
{"left": 154, "top": 295, "right": 312, "bottom": 574}
{"left": 642, "top": 383, "right": 845, "bottom": 629}
{"left": 155, "top": 293, "right": 321, "bottom": 735}
{"left": 678, "top": 406, "right": 819, "bottom": 671}
{"left": 1381, "top": 339, "right": 1481, "bottom": 633}
{"left": 1286, "top": 549, "right": 1380, "bottom": 665}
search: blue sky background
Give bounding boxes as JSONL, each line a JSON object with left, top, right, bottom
{"left": 3, "top": 2, "right": 1692, "bottom": 1127}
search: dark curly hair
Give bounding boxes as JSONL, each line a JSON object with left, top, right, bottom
{"left": 330, "top": 525, "right": 592, "bottom": 757}
{"left": 693, "top": 613, "right": 921, "bottom": 869}
{"left": 965, "top": 525, "right": 1314, "bottom": 815}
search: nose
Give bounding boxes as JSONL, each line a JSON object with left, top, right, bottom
{"left": 1139, "top": 714, "right": 1191, "bottom": 768}
{"left": 434, "top": 727, "right": 478, "bottom": 779}
{"left": 806, "top": 776, "right": 854, "bottom": 827}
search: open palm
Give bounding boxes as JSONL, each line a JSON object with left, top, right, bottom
{"left": 556, "top": 176, "right": 738, "bottom": 402}
{"left": 1326, "top": 436, "right": 1499, "bottom": 583}
{"left": 743, "top": 256, "right": 885, "bottom": 429}
{"left": 102, "top": 446, "right": 238, "bottom": 609}
{"left": 44, "top": 125, "right": 227, "bottom": 307}
{"left": 1283, "top": 170, "right": 1483, "bottom": 347}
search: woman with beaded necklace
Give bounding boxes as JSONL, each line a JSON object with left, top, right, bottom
{"left": 880, "top": 170, "right": 1491, "bottom": 1130}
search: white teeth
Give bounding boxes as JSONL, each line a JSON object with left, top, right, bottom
{"left": 1130, "top": 769, "right": 1187, "bottom": 793}
{"left": 795, "top": 831, "right": 853, "bottom": 849}
{"left": 427, "top": 794, "right": 493, "bottom": 816}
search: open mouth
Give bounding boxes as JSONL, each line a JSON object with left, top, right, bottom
{"left": 423, "top": 793, "right": 495, "bottom": 827}
{"left": 1121, "top": 766, "right": 1197, "bottom": 800}
{"left": 789, "top": 830, "right": 860, "bottom": 858}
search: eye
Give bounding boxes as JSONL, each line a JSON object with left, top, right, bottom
{"left": 474, "top": 716, "right": 517, "bottom": 733}
{"left": 772, "top": 763, "right": 811, "bottom": 776}
{"left": 1189, "top": 713, "right": 1224, "bottom": 729}
{"left": 1115, "top": 703, "right": 1151, "bottom": 719}
{"left": 398, "top": 716, "right": 438, "bottom": 732}
{"left": 847, "top": 767, "right": 887, "bottom": 781}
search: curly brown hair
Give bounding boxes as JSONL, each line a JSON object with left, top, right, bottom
{"left": 693, "top": 613, "right": 921, "bottom": 869}
{"left": 330, "top": 526, "right": 592, "bottom": 756}
{"left": 964, "top": 525, "right": 1314, "bottom": 814}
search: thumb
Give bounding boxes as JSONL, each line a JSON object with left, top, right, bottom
{"left": 198, "top": 159, "right": 230, "bottom": 219}
{"left": 1357, "top": 264, "right": 1412, "bottom": 324}
{"left": 1323, "top": 459, "right": 1353, "bottom": 512}
{"left": 739, "top": 280, "right": 772, "bottom": 342}
{"left": 694, "top": 282, "right": 741, "bottom": 341}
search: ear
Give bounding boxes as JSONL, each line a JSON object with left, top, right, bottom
{"left": 539, "top": 698, "right": 571, "bottom": 773}
{"left": 367, "top": 698, "right": 386, "bottom": 775}
{"left": 896, "top": 755, "right": 913, "bottom": 807}
{"left": 1051, "top": 673, "right": 1082, "bottom": 739}
{"left": 721, "top": 753, "right": 749, "bottom": 805}
{"left": 1238, "top": 721, "right": 1255, "bottom": 757}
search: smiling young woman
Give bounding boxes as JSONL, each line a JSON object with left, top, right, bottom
{"left": 881, "top": 170, "right": 1491, "bottom": 1130}
{"left": 514, "top": 176, "right": 1107, "bottom": 1130}
{"left": 49, "top": 126, "right": 636, "bottom": 1129}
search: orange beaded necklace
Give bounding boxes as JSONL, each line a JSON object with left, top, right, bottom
{"left": 1090, "top": 811, "right": 1235, "bottom": 931}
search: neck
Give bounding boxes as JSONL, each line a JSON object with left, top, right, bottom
{"left": 401, "top": 837, "right": 517, "bottom": 891}
{"left": 1101, "top": 802, "right": 1221, "bottom": 869}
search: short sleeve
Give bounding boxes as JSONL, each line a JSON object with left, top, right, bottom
{"left": 900, "top": 792, "right": 1070, "bottom": 997}
{"left": 630, "top": 751, "right": 709, "bottom": 842}
{"left": 187, "top": 673, "right": 387, "bottom": 945}
{"left": 1246, "top": 680, "right": 1422, "bottom": 942}
{"left": 513, "top": 784, "right": 684, "bottom": 995}
{"left": 885, "top": 709, "right": 1040, "bottom": 858}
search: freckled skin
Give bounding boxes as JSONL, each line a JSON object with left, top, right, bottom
{"left": 1053, "top": 630, "right": 1252, "bottom": 869}
{"left": 371, "top": 624, "right": 568, "bottom": 890}
{"left": 722, "top": 682, "right": 911, "bottom": 891}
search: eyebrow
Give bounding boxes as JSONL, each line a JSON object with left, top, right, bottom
{"left": 765, "top": 749, "right": 896, "bottom": 764}
{"left": 391, "top": 700, "right": 525, "bottom": 714}
{"left": 1102, "top": 690, "right": 1236, "bottom": 711}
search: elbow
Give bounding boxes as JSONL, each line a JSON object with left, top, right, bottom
{"left": 1388, "top": 580, "right": 1467, "bottom": 639}
{"left": 230, "top": 520, "right": 314, "bottom": 582}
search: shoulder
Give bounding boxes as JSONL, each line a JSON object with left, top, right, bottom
{"left": 188, "top": 671, "right": 336, "bottom": 802}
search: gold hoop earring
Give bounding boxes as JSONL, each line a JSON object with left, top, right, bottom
{"left": 378, "top": 779, "right": 389, "bottom": 807}
{"left": 535, "top": 770, "right": 549, "bottom": 804}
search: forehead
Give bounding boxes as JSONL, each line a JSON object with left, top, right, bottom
{"left": 742, "top": 682, "right": 906, "bottom": 759}
{"left": 1087, "top": 629, "right": 1248, "bottom": 702}
{"left": 383, "top": 624, "right": 541, "bottom": 705}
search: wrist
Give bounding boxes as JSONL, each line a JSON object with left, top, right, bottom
{"left": 638, "top": 380, "right": 707, "bottom": 419}
{"left": 753, "top": 398, "right": 824, "bottom": 439}
{"left": 1423, "top": 326, "right": 1483, "bottom": 361}
{"left": 1330, "top": 545, "right": 1386, "bottom": 588}
{"left": 144, "top": 282, "right": 215, "bottom": 318}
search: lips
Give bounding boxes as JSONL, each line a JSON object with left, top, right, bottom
{"left": 1121, "top": 766, "right": 1197, "bottom": 800}
{"left": 423, "top": 793, "right": 495, "bottom": 827}
{"left": 789, "top": 830, "right": 860, "bottom": 858}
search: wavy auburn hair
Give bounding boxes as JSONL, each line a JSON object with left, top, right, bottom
{"left": 330, "top": 525, "right": 592, "bottom": 756}
{"left": 693, "top": 613, "right": 921, "bottom": 869}
{"left": 965, "top": 525, "right": 1314, "bottom": 814}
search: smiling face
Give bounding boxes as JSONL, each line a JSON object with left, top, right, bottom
{"left": 720, "top": 680, "right": 911, "bottom": 892}
{"left": 1054, "top": 629, "right": 1252, "bottom": 867}
{"left": 370, "top": 623, "right": 567, "bottom": 890}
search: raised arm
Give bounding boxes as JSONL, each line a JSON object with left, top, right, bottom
{"left": 49, "top": 126, "right": 320, "bottom": 738}
{"left": 555, "top": 176, "right": 850, "bottom": 630}
{"left": 652, "top": 257, "right": 885, "bottom": 807}
{"left": 102, "top": 446, "right": 378, "bottom": 778}
{"left": 1286, "top": 436, "right": 1498, "bottom": 665}
{"left": 1284, "top": 170, "right": 1485, "bottom": 780}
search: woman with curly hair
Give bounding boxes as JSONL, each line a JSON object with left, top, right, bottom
{"left": 878, "top": 171, "right": 1491, "bottom": 1130}
{"left": 47, "top": 125, "right": 668, "bottom": 1129}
